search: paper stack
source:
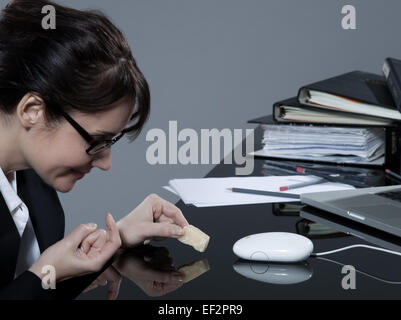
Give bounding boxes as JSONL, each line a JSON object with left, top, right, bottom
{"left": 257, "top": 124, "right": 385, "bottom": 164}
{"left": 164, "top": 176, "right": 354, "bottom": 207}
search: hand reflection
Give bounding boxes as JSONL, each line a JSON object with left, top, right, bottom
{"left": 83, "top": 264, "right": 122, "bottom": 300}
{"left": 84, "top": 245, "right": 210, "bottom": 298}
{"left": 112, "top": 245, "right": 184, "bottom": 297}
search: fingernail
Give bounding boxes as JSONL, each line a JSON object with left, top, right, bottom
{"left": 108, "top": 213, "right": 115, "bottom": 223}
{"left": 86, "top": 223, "right": 97, "bottom": 229}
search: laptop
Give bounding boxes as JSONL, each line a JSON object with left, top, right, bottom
{"left": 299, "top": 205, "right": 401, "bottom": 252}
{"left": 300, "top": 185, "right": 401, "bottom": 237}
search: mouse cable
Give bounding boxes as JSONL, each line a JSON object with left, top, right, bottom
{"left": 316, "top": 256, "right": 401, "bottom": 285}
{"left": 311, "top": 244, "right": 401, "bottom": 258}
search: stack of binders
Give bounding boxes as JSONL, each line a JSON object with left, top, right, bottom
{"left": 248, "top": 58, "right": 401, "bottom": 170}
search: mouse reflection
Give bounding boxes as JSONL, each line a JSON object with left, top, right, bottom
{"left": 233, "top": 260, "right": 313, "bottom": 285}
{"left": 83, "top": 245, "right": 210, "bottom": 299}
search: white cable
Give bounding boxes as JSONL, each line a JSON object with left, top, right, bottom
{"left": 316, "top": 256, "right": 401, "bottom": 285}
{"left": 311, "top": 244, "right": 401, "bottom": 257}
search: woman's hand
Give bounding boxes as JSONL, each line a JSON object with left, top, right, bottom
{"left": 116, "top": 194, "right": 189, "bottom": 248}
{"left": 28, "top": 213, "right": 121, "bottom": 282}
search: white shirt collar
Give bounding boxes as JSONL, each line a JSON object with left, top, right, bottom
{"left": 0, "top": 167, "right": 23, "bottom": 214}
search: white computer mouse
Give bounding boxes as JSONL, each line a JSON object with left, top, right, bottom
{"left": 233, "top": 232, "right": 314, "bottom": 263}
{"left": 233, "top": 260, "right": 313, "bottom": 285}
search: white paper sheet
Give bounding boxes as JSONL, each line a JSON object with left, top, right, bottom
{"left": 163, "top": 185, "right": 179, "bottom": 195}
{"left": 166, "top": 176, "right": 355, "bottom": 207}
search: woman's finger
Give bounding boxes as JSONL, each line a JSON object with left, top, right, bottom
{"left": 81, "top": 229, "right": 107, "bottom": 254}
{"left": 151, "top": 196, "right": 189, "bottom": 228}
{"left": 66, "top": 223, "right": 98, "bottom": 248}
{"left": 86, "top": 230, "right": 108, "bottom": 258}
{"left": 93, "top": 213, "right": 122, "bottom": 263}
{"left": 146, "top": 222, "right": 184, "bottom": 239}
{"left": 156, "top": 215, "right": 174, "bottom": 224}
{"left": 105, "top": 213, "right": 121, "bottom": 245}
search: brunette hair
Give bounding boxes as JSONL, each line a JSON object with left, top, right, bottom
{"left": 0, "top": 0, "right": 150, "bottom": 141}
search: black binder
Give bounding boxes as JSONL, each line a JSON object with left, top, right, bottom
{"left": 383, "top": 57, "right": 401, "bottom": 110}
{"left": 272, "top": 97, "right": 394, "bottom": 126}
{"left": 297, "top": 71, "right": 400, "bottom": 121}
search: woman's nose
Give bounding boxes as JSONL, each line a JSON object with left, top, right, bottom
{"left": 91, "top": 147, "right": 112, "bottom": 171}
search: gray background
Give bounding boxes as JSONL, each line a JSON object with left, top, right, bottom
{"left": 2, "top": 0, "right": 400, "bottom": 233}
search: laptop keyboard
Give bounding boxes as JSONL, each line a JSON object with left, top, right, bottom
{"left": 378, "top": 190, "right": 401, "bottom": 202}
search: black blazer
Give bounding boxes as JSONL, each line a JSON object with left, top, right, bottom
{"left": 0, "top": 169, "right": 108, "bottom": 300}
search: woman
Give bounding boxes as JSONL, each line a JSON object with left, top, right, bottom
{"left": 0, "top": 0, "right": 189, "bottom": 299}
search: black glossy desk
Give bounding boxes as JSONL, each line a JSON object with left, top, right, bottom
{"left": 78, "top": 126, "right": 401, "bottom": 300}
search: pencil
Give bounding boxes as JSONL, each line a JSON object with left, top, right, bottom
{"left": 296, "top": 167, "right": 337, "bottom": 181}
{"left": 385, "top": 169, "right": 401, "bottom": 182}
{"left": 279, "top": 177, "right": 325, "bottom": 191}
{"left": 226, "top": 187, "right": 300, "bottom": 199}
{"left": 296, "top": 166, "right": 367, "bottom": 188}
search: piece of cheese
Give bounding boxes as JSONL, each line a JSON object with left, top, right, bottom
{"left": 178, "top": 259, "right": 210, "bottom": 283}
{"left": 177, "top": 224, "right": 210, "bottom": 252}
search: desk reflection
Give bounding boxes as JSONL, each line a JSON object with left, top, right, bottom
{"left": 83, "top": 245, "right": 210, "bottom": 299}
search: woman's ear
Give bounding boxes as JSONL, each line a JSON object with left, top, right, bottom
{"left": 16, "top": 93, "right": 46, "bottom": 129}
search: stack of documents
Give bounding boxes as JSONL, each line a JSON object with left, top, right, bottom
{"left": 164, "top": 176, "right": 354, "bottom": 207}
{"left": 258, "top": 124, "right": 385, "bottom": 164}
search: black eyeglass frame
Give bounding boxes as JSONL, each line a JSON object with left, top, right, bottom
{"left": 59, "top": 109, "right": 127, "bottom": 155}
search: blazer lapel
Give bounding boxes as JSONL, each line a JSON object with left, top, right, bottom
{"left": 16, "top": 170, "right": 65, "bottom": 253}
{"left": 0, "top": 191, "right": 20, "bottom": 286}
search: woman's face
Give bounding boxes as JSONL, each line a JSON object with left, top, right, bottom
{"left": 21, "top": 94, "right": 134, "bottom": 193}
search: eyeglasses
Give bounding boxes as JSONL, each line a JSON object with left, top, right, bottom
{"left": 59, "top": 109, "right": 127, "bottom": 155}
